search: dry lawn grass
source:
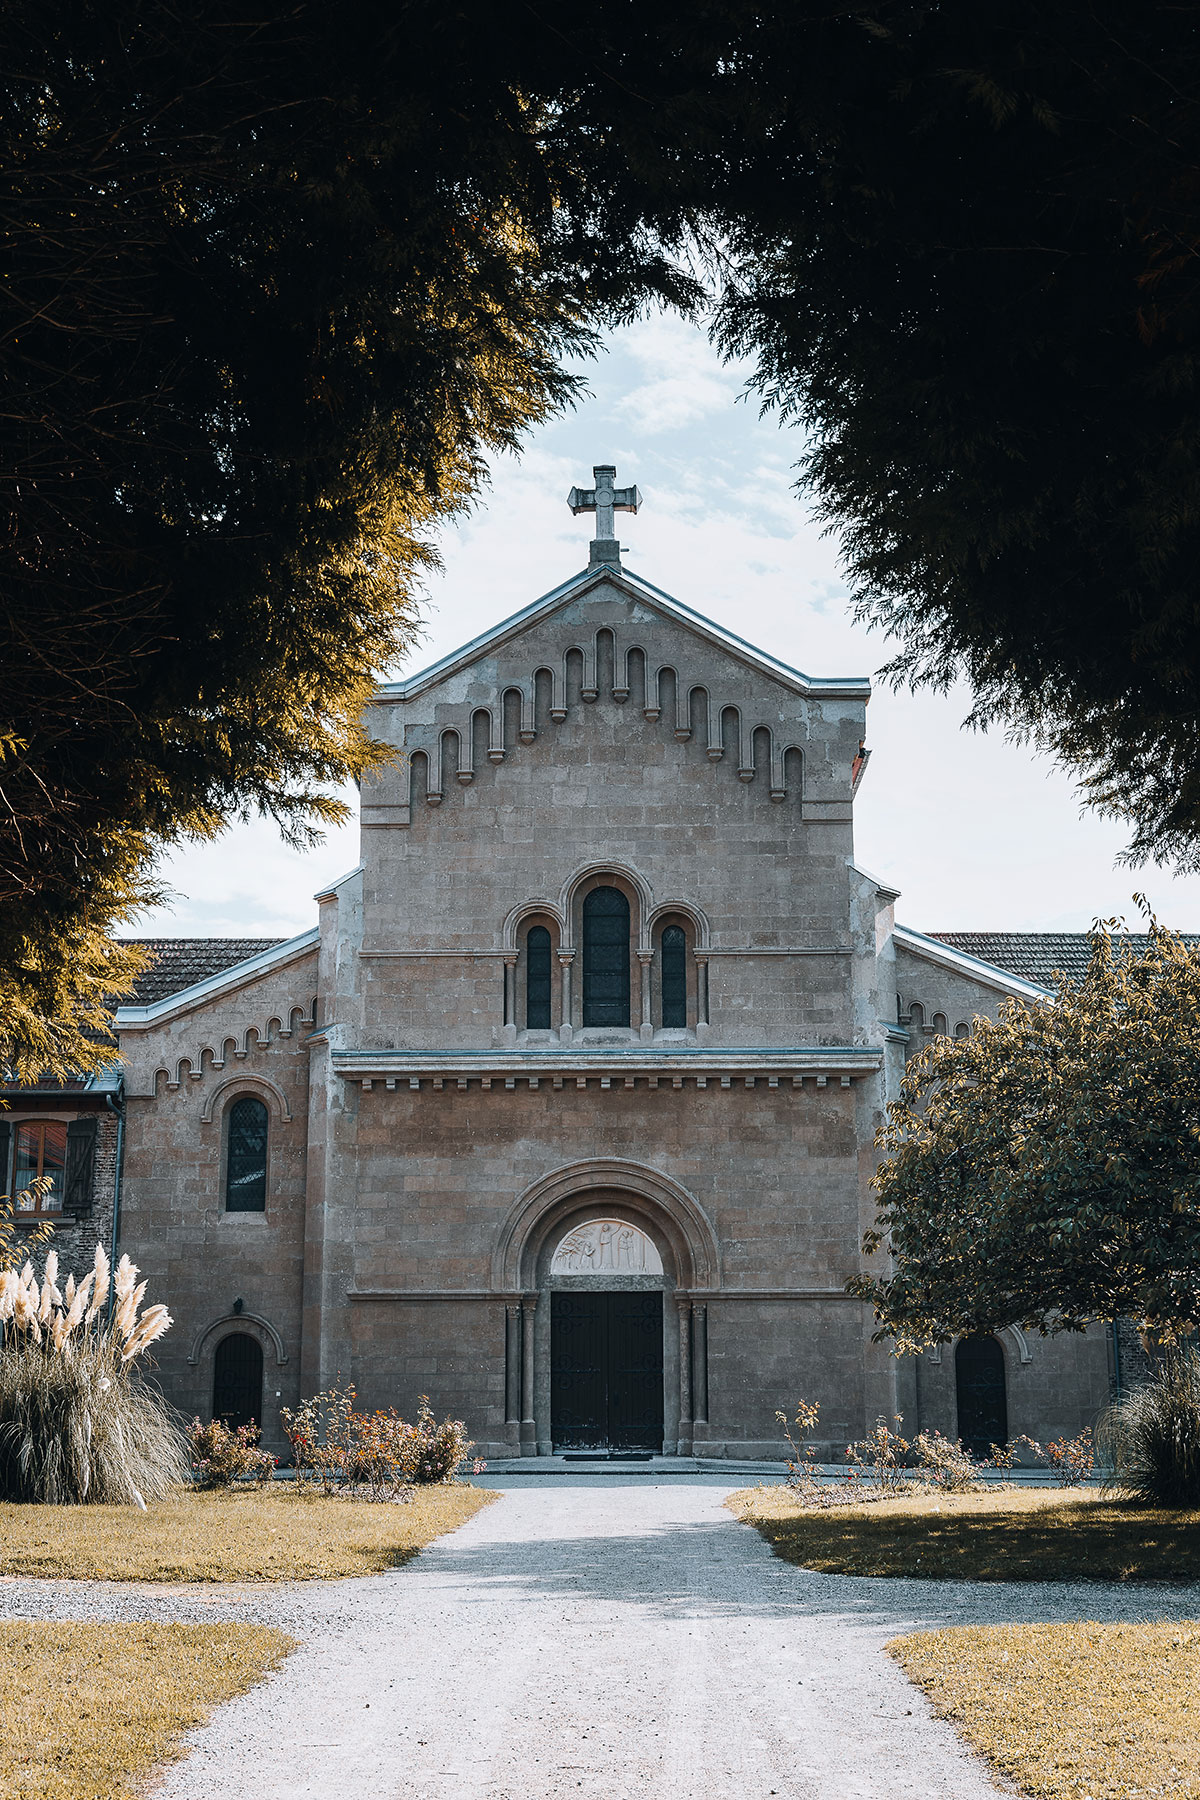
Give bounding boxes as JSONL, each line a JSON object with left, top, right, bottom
{"left": 0, "top": 1482, "right": 496, "bottom": 1582}
{"left": 0, "top": 1620, "right": 294, "bottom": 1799}
{"left": 729, "top": 1484, "right": 1200, "bottom": 1581}
{"left": 892, "top": 1620, "right": 1200, "bottom": 1799}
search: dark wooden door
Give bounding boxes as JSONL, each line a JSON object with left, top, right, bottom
{"left": 551, "top": 1291, "right": 663, "bottom": 1450}
{"left": 955, "top": 1334, "right": 1008, "bottom": 1457}
{"left": 212, "top": 1332, "right": 263, "bottom": 1431}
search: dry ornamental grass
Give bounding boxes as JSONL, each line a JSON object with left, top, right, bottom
{"left": 0, "top": 1482, "right": 495, "bottom": 1581}
{"left": 729, "top": 1485, "right": 1200, "bottom": 1581}
{"left": 892, "top": 1621, "right": 1200, "bottom": 1800}
{"left": 0, "top": 1620, "right": 294, "bottom": 1799}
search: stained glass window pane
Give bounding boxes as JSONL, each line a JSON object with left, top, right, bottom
{"left": 526, "top": 926, "right": 552, "bottom": 1029}
{"left": 226, "top": 1097, "right": 268, "bottom": 1212}
{"left": 582, "top": 887, "right": 630, "bottom": 1026}
{"left": 661, "top": 925, "right": 687, "bottom": 1028}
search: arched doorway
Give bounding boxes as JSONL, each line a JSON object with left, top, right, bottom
{"left": 955, "top": 1334, "right": 1008, "bottom": 1457}
{"left": 549, "top": 1220, "right": 664, "bottom": 1451}
{"left": 212, "top": 1332, "right": 263, "bottom": 1431}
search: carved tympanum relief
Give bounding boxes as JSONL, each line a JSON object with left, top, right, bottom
{"left": 550, "top": 1219, "right": 663, "bottom": 1275}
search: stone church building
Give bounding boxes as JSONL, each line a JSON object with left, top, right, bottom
{"left": 7, "top": 469, "right": 1114, "bottom": 1461}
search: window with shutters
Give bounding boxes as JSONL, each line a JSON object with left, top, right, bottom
{"left": 582, "top": 886, "right": 631, "bottom": 1027}
{"left": 525, "top": 925, "right": 553, "bottom": 1029}
{"left": 225, "top": 1097, "right": 269, "bottom": 1213}
{"left": 7, "top": 1121, "right": 67, "bottom": 1215}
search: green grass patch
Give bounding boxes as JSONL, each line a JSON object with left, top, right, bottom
{"left": 0, "top": 1482, "right": 497, "bottom": 1582}
{"left": 892, "top": 1620, "right": 1200, "bottom": 1799}
{"left": 729, "top": 1484, "right": 1200, "bottom": 1581}
{"left": 0, "top": 1620, "right": 294, "bottom": 1799}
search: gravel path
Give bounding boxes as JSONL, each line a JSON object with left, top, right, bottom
{"left": 4, "top": 1475, "right": 1199, "bottom": 1799}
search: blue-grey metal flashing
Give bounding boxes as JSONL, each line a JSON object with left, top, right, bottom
{"left": 893, "top": 924, "right": 1052, "bottom": 1001}
{"left": 372, "top": 564, "right": 872, "bottom": 704}
{"left": 114, "top": 927, "right": 321, "bottom": 1029}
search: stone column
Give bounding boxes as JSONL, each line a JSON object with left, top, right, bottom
{"left": 520, "top": 1295, "right": 537, "bottom": 1454}
{"left": 637, "top": 950, "right": 654, "bottom": 1041}
{"left": 502, "top": 954, "right": 518, "bottom": 1046}
{"left": 557, "top": 951, "right": 575, "bottom": 1042}
{"left": 676, "top": 1298, "right": 693, "bottom": 1457}
{"left": 692, "top": 1303, "right": 709, "bottom": 1426}
{"left": 504, "top": 1304, "right": 522, "bottom": 1452}
{"left": 694, "top": 953, "right": 710, "bottom": 1029}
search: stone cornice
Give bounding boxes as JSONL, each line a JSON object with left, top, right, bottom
{"left": 332, "top": 1048, "right": 881, "bottom": 1090}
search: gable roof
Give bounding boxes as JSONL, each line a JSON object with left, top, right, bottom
{"left": 928, "top": 931, "right": 1200, "bottom": 989}
{"left": 114, "top": 930, "right": 318, "bottom": 1029}
{"left": 373, "top": 564, "right": 872, "bottom": 704}
{"left": 121, "top": 938, "right": 288, "bottom": 1005}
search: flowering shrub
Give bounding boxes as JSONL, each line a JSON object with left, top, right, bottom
{"left": 280, "top": 1386, "right": 477, "bottom": 1496}
{"left": 0, "top": 1241, "right": 188, "bottom": 1504}
{"left": 777, "top": 1399, "right": 824, "bottom": 1495}
{"left": 845, "top": 1416, "right": 911, "bottom": 1494}
{"left": 912, "top": 1429, "right": 986, "bottom": 1492}
{"left": 1015, "top": 1428, "right": 1095, "bottom": 1487}
{"left": 188, "top": 1417, "right": 276, "bottom": 1487}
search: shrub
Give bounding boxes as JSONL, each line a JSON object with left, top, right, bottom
{"left": 1098, "top": 1352, "right": 1200, "bottom": 1505}
{"left": 777, "top": 1398, "right": 823, "bottom": 1495}
{"left": 1013, "top": 1429, "right": 1096, "bottom": 1488}
{"left": 280, "top": 1386, "right": 475, "bottom": 1494}
{"left": 0, "top": 1245, "right": 189, "bottom": 1504}
{"left": 845, "top": 1416, "right": 911, "bottom": 1495}
{"left": 912, "top": 1429, "right": 986, "bottom": 1492}
{"left": 188, "top": 1417, "right": 276, "bottom": 1488}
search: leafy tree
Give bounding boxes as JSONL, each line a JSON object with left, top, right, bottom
{"left": 852, "top": 925, "right": 1200, "bottom": 1350}
{"left": 0, "top": 0, "right": 697, "bottom": 1064}
{"left": 710, "top": 2, "right": 1200, "bottom": 869}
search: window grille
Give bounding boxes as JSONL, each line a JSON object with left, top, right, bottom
{"left": 526, "top": 926, "right": 552, "bottom": 1029}
{"left": 661, "top": 925, "right": 687, "bottom": 1028}
{"left": 582, "top": 886, "right": 630, "bottom": 1027}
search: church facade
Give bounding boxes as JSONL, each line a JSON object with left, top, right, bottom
{"left": 9, "top": 474, "right": 1114, "bottom": 1460}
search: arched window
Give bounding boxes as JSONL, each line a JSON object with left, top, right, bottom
{"left": 661, "top": 925, "right": 687, "bottom": 1028}
{"left": 582, "top": 886, "right": 630, "bottom": 1027}
{"left": 526, "top": 926, "right": 553, "bottom": 1029}
{"left": 225, "top": 1096, "right": 268, "bottom": 1213}
{"left": 955, "top": 1334, "right": 1008, "bottom": 1458}
{"left": 212, "top": 1333, "right": 263, "bottom": 1430}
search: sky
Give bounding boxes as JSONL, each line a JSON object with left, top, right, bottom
{"left": 137, "top": 311, "right": 1200, "bottom": 941}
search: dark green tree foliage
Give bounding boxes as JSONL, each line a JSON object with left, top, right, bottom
{"left": 711, "top": 3, "right": 1200, "bottom": 867}
{"left": 0, "top": 1, "right": 697, "bottom": 1041}
{"left": 852, "top": 927, "right": 1200, "bottom": 1349}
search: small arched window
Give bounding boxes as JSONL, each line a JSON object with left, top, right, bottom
{"left": 225, "top": 1096, "right": 268, "bottom": 1213}
{"left": 213, "top": 1333, "right": 263, "bottom": 1430}
{"left": 526, "top": 926, "right": 553, "bottom": 1029}
{"left": 582, "top": 886, "right": 630, "bottom": 1027}
{"left": 661, "top": 925, "right": 687, "bottom": 1028}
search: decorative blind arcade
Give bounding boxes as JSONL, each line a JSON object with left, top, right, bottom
{"left": 582, "top": 887, "right": 630, "bottom": 1027}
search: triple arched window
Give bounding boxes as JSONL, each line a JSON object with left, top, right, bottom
{"left": 514, "top": 885, "right": 701, "bottom": 1034}
{"left": 225, "top": 1097, "right": 268, "bottom": 1213}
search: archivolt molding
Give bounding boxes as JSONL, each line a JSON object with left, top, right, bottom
{"left": 928, "top": 1326, "right": 1033, "bottom": 1366}
{"left": 502, "top": 899, "right": 567, "bottom": 951}
{"left": 152, "top": 1002, "right": 314, "bottom": 1097}
{"left": 199, "top": 1071, "right": 293, "bottom": 1124}
{"left": 559, "top": 860, "right": 655, "bottom": 948}
{"left": 493, "top": 1157, "right": 720, "bottom": 1293}
{"left": 645, "top": 900, "right": 711, "bottom": 951}
{"left": 393, "top": 624, "right": 806, "bottom": 824}
{"left": 187, "top": 1311, "right": 288, "bottom": 1367}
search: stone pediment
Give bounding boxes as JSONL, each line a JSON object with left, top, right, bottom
{"left": 364, "top": 565, "right": 870, "bottom": 827}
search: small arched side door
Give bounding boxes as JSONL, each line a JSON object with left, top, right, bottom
{"left": 212, "top": 1332, "right": 264, "bottom": 1431}
{"left": 955, "top": 1334, "right": 1008, "bottom": 1457}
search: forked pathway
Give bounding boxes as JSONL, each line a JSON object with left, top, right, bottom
{"left": 6, "top": 1476, "right": 1199, "bottom": 1799}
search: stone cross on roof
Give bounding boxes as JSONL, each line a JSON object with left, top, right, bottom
{"left": 567, "top": 463, "right": 642, "bottom": 568}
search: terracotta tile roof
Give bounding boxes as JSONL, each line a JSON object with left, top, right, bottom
{"left": 119, "top": 938, "right": 288, "bottom": 1005}
{"left": 927, "top": 931, "right": 1200, "bottom": 988}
